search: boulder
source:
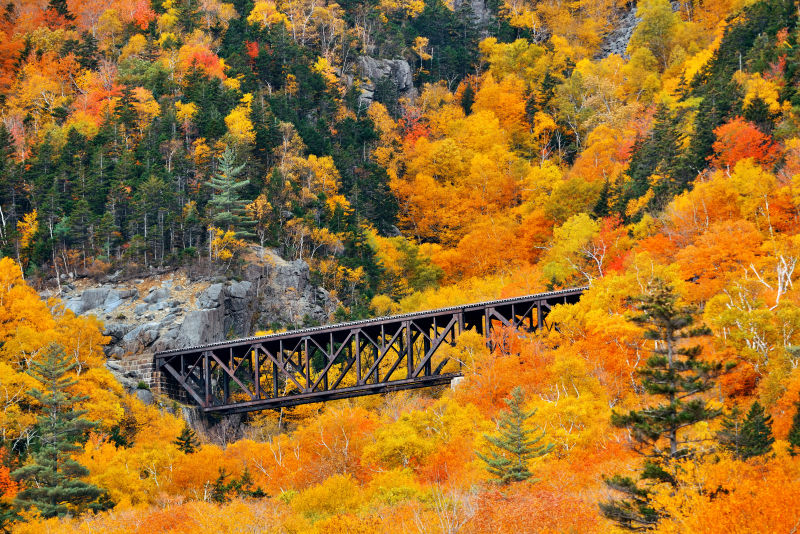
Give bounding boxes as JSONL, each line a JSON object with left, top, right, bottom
{"left": 228, "top": 281, "right": 251, "bottom": 301}
{"left": 64, "top": 298, "right": 83, "bottom": 314}
{"left": 104, "top": 360, "right": 139, "bottom": 390}
{"left": 197, "top": 283, "right": 224, "bottom": 309}
{"left": 103, "top": 299, "right": 123, "bottom": 314}
{"left": 82, "top": 288, "right": 111, "bottom": 311}
{"left": 65, "top": 288, "right": 110, "bottom": 314}
{"left": 122, "top": 322, "right": 161, "bottom": 351}
{"left": 135, "top": 388, "right": 154, "bottom": 405}
{"left": 144, "top": 287, "right": 171, "bottom": 304}
{"left": 179, "top": 308, "right": 225, "bottom": 347}
{"left": 103, "top": 322, "right": 134, "bottom": 343}
{"left": 357, "top": 57, "right": 415, "bottom": 106}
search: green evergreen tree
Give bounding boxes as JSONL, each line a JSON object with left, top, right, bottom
{"left": 11, "top": 344, "right": 108, "bottom": 518}
{"left": 476, "top": 386, "right": 553, "bottom": 484}
{"left": 600, "top": 279, "right": 731, "bottom": 531}
{"left": 716, "top": 402, "right": 775, "bottom": 460}
{"left": 174, "top": 425, "right": 200, "bottom": 454}
{"left": 716, "top": 405, "right": 744, "bottom": 456}
{"left": 205, "top": 148, "right": 253, "bottom": 237}
{"left": 738, "top": 401, "right": 774, "bottom": 459}
{"left": 209, "top": 466, "right": 263, "bottom": 502}
{"left": 0, "top": 500, "right": 17, "bottom": 533}
{"left": 617, "top": 105, "right": 687, "bottom": 218}
{"left": 47, "top": 0, "right": 74, "bottom": 20}
{"left": 460, "top": 83, "right": 475, "bottom": 115}
{"left": 787, "top": 394, "right": 800, "bottom": 456}
{"left": 210, "top": 467, "right": 232, "bottom": 503}
{"left": 114, "top": 86, "right": 137, "bottom": 132}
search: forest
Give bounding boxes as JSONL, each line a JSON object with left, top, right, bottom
{"left": 1, "top": 0, "right": 800, "bottom": 530}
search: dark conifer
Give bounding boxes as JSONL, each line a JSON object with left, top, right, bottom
{"left": 459, "top": 82, "right": 475, "bottom": 115}
{"left": 174, "top": 425, "right": 200, "bottom": 454}
{"left": 717, "top": 402, "right": 774, "bottom": 460}
{"left": 114, "top": 86, "right": 137, "bottom": 131}
{"left": 787, "top": 394, "right": 800, "bottom": 456}
{"left": 46, "top": 0, "right": 74, "bottom": 21}
{"left": 739, "top": 401, "right": 774, "bottom": 459}
{"left": 716, "top": 406, "right": 744, "bottom": 456}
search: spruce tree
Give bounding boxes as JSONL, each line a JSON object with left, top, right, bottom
{"left": 787, "top": 394, "right": 800, "bottom": 456}
{"left": 716, "top": 406, "right": 744, "bottom": 457}
{"left": 114, "top": 86, "right": 137, "bottom": 132}
{"left": 738, "top": 401, "right": 774, "bottom": 459}
{"left": 47, "top": 0, "right": 74, "bottom": 20}
{"left": 477, "top": 386, "right": 553, "bottom": 484}
{"left": 460, "top": 83, "right": 475, "bottom": 115}
{"left": 600, "top": 279, "right": 731, "bottom": 531}
{"left": 11, "top": 344, "right": 107, "bottom": 518}
{"left": 617, "top": 105, "right": 685, "bottom": 218}
{"left": 174, "top": 425, "right": 200, "bottom": 454}
{"left": 205, "top": 148, "right": 253, "bottom": 237}
{"left": 717, "top": 402, "right": 774, "bottom": 460}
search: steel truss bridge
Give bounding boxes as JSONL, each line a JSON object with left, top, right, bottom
{"left": 154, "top": 287, "right": 586, "bottom": 414}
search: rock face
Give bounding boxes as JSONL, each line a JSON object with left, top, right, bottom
{"left": 244, "top": 258, "right": 330, "bottom": 328}
{"left": 598, "top": 4, "right": 640, "bottom": 59}
{"left": 454, "top": 0, "right": 490, "bottom": 28}
{"left": 357, "top": 56, "right": 415, "bottom": 106}
{"left": 65, "top": 288, "right": 138, "bottom": 315}
{"left": 51, "top": 249, "right": 337, "bottom": 393}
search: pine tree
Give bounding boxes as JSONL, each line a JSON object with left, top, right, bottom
{"left": 600, "top": 279, "right": 731, "bottom": 531}
{"left": 114, "top": 86, "right": 137, "bottom": 132}
{"left": 716, "top": 406, "right": 744, "bottom": 456}
{"left": 738, "top": 401, "right": 774, "bottom": 459}
{"left": 205, "top": 148, "right": 253, "bottom": 237}
{"left": 476, "top": 386, "right": 553, "bottom": 484}
{"left": 11, "top": 344, "right": 108, "bottom": 518}
{"left": 716, "top": 402, "right": 774, "bottom": 460}
{"left": 460, "top": 82, "right": 475, "bottom": 115}
{"left": 174, "top": 425, "right": 200, "bottom": 454}
{"left": 46, "top": 0, "right": 74, "bottom": 20}
{"left": 210, "top": 466, "right": 263, "bottom": 502}
{"left": 787, "top": 394, "right": 800, "bottom": 456}
{"left": 211, "top": 468, "right": 232, "bottom": 503}
{"left": 0, "top": 500, "right": 16, "bottom": 533}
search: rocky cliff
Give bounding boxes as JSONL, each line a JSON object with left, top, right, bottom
{"left": 356, "top": 56, "right": 416, "bottom": 107}
{"left": 598, "top": 3, "right": 641, "bottom": 59}
{"left": 43, "top": 249, "right": 337, "bottom": 401}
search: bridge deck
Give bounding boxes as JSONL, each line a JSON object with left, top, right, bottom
{"left": 154, "top": 286, "right": 586, "bottom": 413}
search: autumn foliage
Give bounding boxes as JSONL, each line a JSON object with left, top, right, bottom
{"left": 1, "top": 0, "right": 800, "bottom": 531}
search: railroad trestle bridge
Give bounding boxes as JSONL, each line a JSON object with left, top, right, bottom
{"left": 154, "top": 287, "right": 586, "bottom": 414}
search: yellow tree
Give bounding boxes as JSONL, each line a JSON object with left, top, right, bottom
{"left": 246, "top": 193, "right": 273, "bottom": 250}
{"left": 225, "top": 93, "right": 256, "bottom": 147}
{"left": 15, "top": 210, "right": 38, "bottom": 270}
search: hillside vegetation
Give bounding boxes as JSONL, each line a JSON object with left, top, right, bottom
{"left": 2, "top": 0, "right": 800, "bottom": 531}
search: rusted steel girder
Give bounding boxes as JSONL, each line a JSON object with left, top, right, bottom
{"left": 154, "top": 286, "right": 586, "bottom": 413}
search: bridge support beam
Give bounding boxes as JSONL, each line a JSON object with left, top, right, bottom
{"left": 155, "top": 287, "right": 586, "bottom": 413}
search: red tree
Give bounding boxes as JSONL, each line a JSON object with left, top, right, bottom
{"left": 710, "top": 117, "right": 780, "bottom": 170}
